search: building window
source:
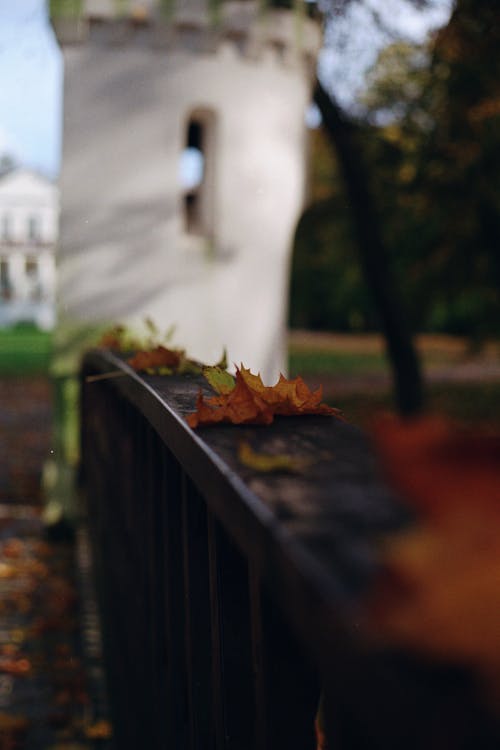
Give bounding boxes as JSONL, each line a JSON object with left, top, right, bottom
{"left": 26, "top": 257, "right": 42, "bottom": 301}
{"left": 1, "top": 215, "right": 11, "bottom": 242}
{"left": 0, "top": 259, "right": 10, "bottom": 299}
{"left": 180, "top": 109, "right": 216, "bottom": 237}
{"left": 28, "top": 216, "right": 41, "bottom": 242}
{"left": 26, "top": 257, "right": 38, "bottom": 277}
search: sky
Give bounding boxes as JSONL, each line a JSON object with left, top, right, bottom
{"left": 319, "top": 0, "right": 453, "bottom": 109}
{"left": 0, "top": 0, "right": 62, "bottom": 178}
{"left": 0, "top": 0, "right": 452, "bottom": 180}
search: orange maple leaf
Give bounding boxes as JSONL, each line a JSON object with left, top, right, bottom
{"left": 128, "top": 346, "right": 183, "bottom": 372}
{"left": 367, "top": 511, "right": 500, "bottom": 668}
{"left": 365, "top": 416, "right": 500, "bottom": 674}
{"left": 98, "top": 325, "right": 126, "bottom": 351}
{"left": 186, "top": 366, "right": 342, "bottom": 428}
{"left": 370, "top": 415, "right": 500, "bottom": 521}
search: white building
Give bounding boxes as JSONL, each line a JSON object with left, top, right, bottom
{"left": 52, "top": 1, "right": 320, "bottom": 381}
{"left": 0, "top": 168, "right": 59, "bottom": 330}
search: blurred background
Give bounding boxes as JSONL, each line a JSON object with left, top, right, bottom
{"left": 0, "top": 0, "right": 498, "bottom": 744}
{"left": 0, "top": 0, "right": 498, "bottom": 433}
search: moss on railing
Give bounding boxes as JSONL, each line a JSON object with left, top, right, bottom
{"left": 49, "top": 0, "right": 308, "bottom": 21}
{"left": 49, "top": 0, "right": 83, "bottom": 19}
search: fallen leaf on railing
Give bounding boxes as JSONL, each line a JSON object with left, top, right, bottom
{"left": 187, "top": 365, "right": 343, "bottom": 428}
{"left": 98, "top": 318, "right": 176, "bottom": 353}
{"left": 84, "top": 718, "right": 113, "bottom": 739}
{"left": 128, "top": 345, "right": 184, "bottom": 373}
{"left": 365, "top": 416, "right": 500, "bottom": 677}
{"left": 238, "top": 441, "right": 312, "bottom": 474}
{"left": 128, "top": 346, "right": 227, "bottom": 376}
{"left": 97, "top": 325, "right": 129, "bottom": 351}
{"left": 202, "top": 364, "right": 235, "bottom": 394}
{"left": 315, "top": 694, "right": 329, "bottom": 750}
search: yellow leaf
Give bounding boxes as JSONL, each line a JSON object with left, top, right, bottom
{"left": 237, "top": 441, "right": 312, "bottom": 474}
{"left": 84, "top": 719, "right": 113, "bottom": 739}
{"left": 203, "top": 365, "right": 236, "bottom": 395}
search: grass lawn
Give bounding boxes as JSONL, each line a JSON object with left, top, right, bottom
{"left": 288, "top": 330, "right": 500, "bottom": 427}
{"left": 1, "top": 325, "right": 498, "bottom": 427}
{"left": 336, "top": 382, "right": 500, "bottom": 428}
{"left": 0, "top": 325, "right": 52, "bottom": 375}
{"left": 289, "top": 348, "right": 388, "bottom": 376}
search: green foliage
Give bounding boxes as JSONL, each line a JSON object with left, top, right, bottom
{"left": 159, "top": 0, "right": 175, "bottom": 21}
{"left": 114, "top": 0, "right": 130, "bottom": 18}
{"left": 366, "top": 0, "right": 500, "bottom": 339}
{"left": 413, "top": 0, "right": 500, "bottom": 340}
{"left": 290, "top": 129, "right": 378, "bottom": 331}
{"left": 49, "top": 0, "right": 83, "bottom": 19}
{"left": 291, "top": 0, "right": 500, "bottom": 339}
{"left": 289, "top": 348, "right": 387, "bottom": 376}
{"left": 0, "top": 325, "right": 52, "bottom": 375}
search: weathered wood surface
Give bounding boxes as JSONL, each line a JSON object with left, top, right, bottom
{"left": 82, "top": 350, "right": 406, "bottom": 631}
{"left": 81, "top": 349, "right": 497, "bottom": 750}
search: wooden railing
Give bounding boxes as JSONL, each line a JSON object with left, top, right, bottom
{"left": 80, "top": 350, "right": 495, "bottom": 750}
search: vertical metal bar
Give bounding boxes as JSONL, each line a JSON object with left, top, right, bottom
{"left": 259, "top": 585, "right": 320, "bottom": 750}
{"left": 207, "top": 517, "right": 256, "bottom": 750}
{"left": 207, "top": 513, "right": 225, "bottom": 750}
{"left": 152, "top": 437, "right": 170, "bottom": 748}
{"left": 182, "top": 473, "right": 197, "bottom": 750}
{"left": 147, "top": 431, "right": 169, "bottom": 749}
{"left": 217, "top": 530, "right": 255, "bottom": 750}
{"left": 162, "top": 450, "right": 188, "bottom": 748}
{"left": 248, "top": 563, "right": 267, "bottom": 750}
{"left": 143, "top": 421, "right": 160, "bottom": 746}
{"left": 182, "top": 476, "right": 213, "bottom": 750}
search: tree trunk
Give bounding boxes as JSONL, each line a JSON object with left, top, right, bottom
{"left": 314, "top": 79, "right": 424, "bottom": 416}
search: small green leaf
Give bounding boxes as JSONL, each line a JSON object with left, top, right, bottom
{"left": 203, "top": 365, "right": 236, "bottom": 395}
{"left": 179, "top": 359, "right": 204, "bottom": 375}
{"left": 144, "top": 316, "right": 159, "bottom": 336}
{"left": 215, "top": 349, "right": 228, "bottom": 370}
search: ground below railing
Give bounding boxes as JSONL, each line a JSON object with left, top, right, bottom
{"left": 0, "top": 375, "right": 112, "bottom": 748}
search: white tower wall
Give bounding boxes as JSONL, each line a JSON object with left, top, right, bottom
{"left": 53, "top": 2, "right": 320, "bottom": 381}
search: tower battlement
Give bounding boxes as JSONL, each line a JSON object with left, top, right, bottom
{"left": 51, "top": 0, "right": 321, "bottom": 70}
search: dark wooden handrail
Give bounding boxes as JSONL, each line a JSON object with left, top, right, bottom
{"left": 80, "top": 350, "right": 495, "bottom": 750}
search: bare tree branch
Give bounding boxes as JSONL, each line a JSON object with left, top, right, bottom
{"left": 313, "top": 77, "right": 424, "bottom": 416}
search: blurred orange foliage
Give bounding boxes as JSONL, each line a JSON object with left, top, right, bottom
{"left": 367, "top": 416, "right": 500, "bottom": 673}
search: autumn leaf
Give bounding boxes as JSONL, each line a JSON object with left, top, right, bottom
{"left": 315, "top": 694, "right": 329, "bottom": 750}
{"left": 367, "top": 512, "right": 500, "bottom": 668}
{"left": 365, "top": 416, "right": 500, "bottom": 674}
{"left": 98, "top": 318, "right": 176, "bottom": 353}
{"left": 127, "top": 345, "right": 183, "bottom": 373}
{"left": 370, "top": 415, "right": 500, "bottom": 521}
{"left": 97, "top": 324, "right": 127, "bottom": 350}
{"left": 84, "top": 718, "right": 113, "bottom": 739}
{"left": 97, "top": 324, "right": 144, "bottom": 352}
{"left": 202, "top": 365, "right": 236, "bottom": 395}
{"left": 238, "top": 441, "right": 312, "bottom": 474}
{"left": 188, "top": 371, "right": 274, "bottom": 427}
{"left": 187, "top": 365, "right": 343, "bottom": 428}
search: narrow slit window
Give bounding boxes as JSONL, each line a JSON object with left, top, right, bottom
{"left": 179, "top": 109, "right": 215, "bottom": 237}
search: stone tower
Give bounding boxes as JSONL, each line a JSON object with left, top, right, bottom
{"left": 51, "top": 0, "right": 321, "bottom": 382}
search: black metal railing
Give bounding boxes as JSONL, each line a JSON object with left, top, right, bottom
{"left": 80, "top": 350, "right": 496, "bottom": 750}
